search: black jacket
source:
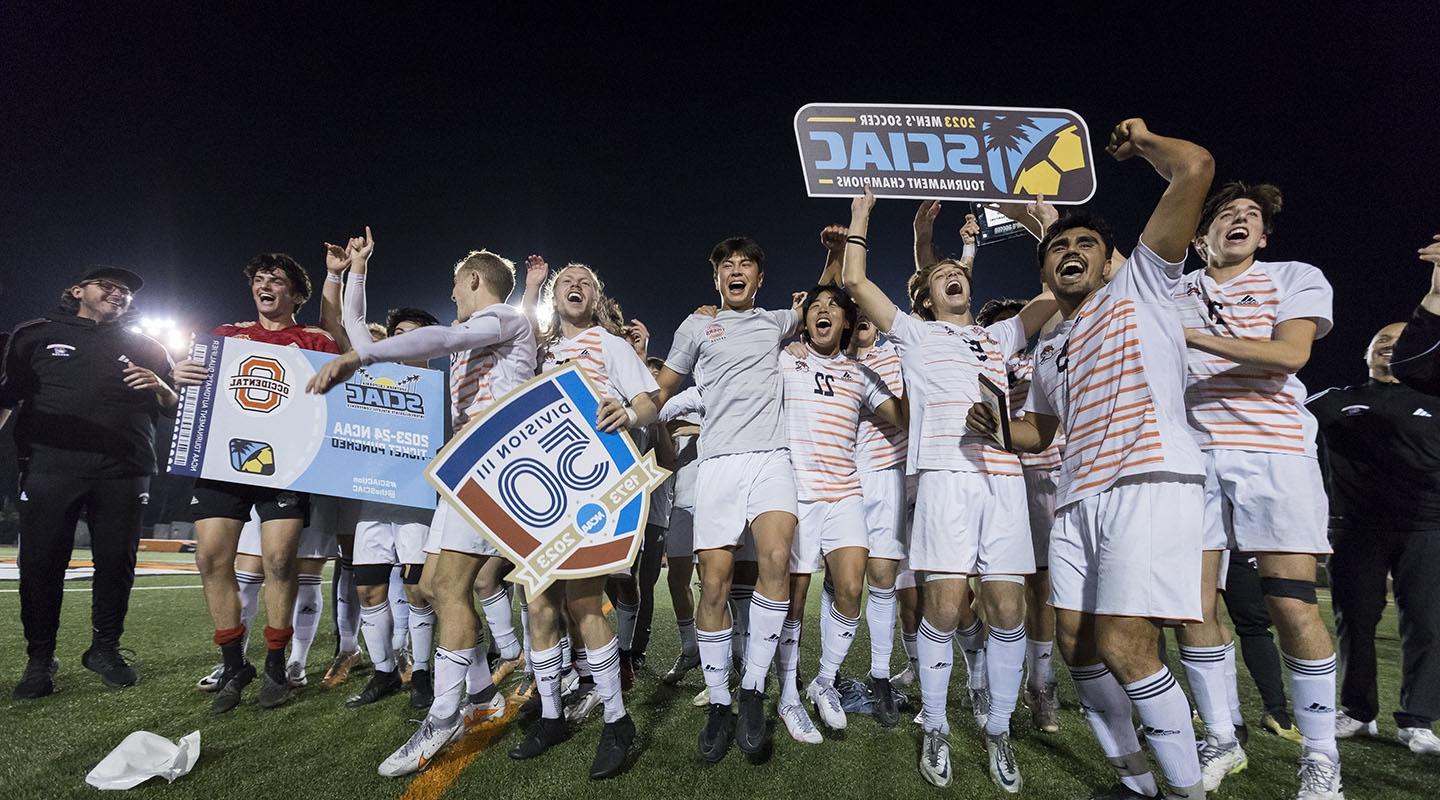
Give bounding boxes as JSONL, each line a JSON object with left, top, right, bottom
{"left": 0, "top": 310, "right": 175, "bottom": 478}
{"left": 1392, "top": 304, "right": 1440, "bottom": 395}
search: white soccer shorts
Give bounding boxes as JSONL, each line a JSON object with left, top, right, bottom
{"left": 1201, "top": 449, "right": 1330, "bottom": 554}
{"left": 692, "top": 449, "right": 799, "bottom": 551}
{"left": 1022, "top": 468, "right": 1059, "bottom": 569}
{"left": 353, "top": 519, "right": 429, "bottom": 566}
{"left": 860, "top": 467, "right": 908, "bottom": 561}
{"left": 237, "top": 496, "right": 338, "bottom": 559}
{"left": 909, "top": 469, "right": 1034, "bottom": 576}
{"left": 425, "top": 500, "right": 500, "bottom": 557}
{"left": 790, "top": 495, "right": 869, "bottom": 573}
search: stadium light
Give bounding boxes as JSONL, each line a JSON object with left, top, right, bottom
{"left": 133, "top": 315, "right": 193, "bottom": 356}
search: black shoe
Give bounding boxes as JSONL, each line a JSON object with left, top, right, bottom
{"left": 520, "top": 687, "right": 542, "bottom": 718}
{"left": 82, "top": 644, "right": 138, "bottom": 688}
{"left": 698, "top": 703, "right": 733, "bottom": 763}
{"left": 13, "top": 656, "right": 59, "bottom": 700}
{"left": 1236, "top": 721, "right": 1250, "bottom": 747}
{"left": 589, "top": 714, "right": 636, "bottom": 779}
{"left": 631, "top": 652, "right": 647, "bottom": 672}
{"left": 257, "top": 670, "right": 294, "bottom": 709}
{"left": 735, "top": 687, "right": 767, "bottom": 755}
{"left": 662, "top": 651, "right": 700, "bottom": 685}
{"left": 509, "top": 716, "right": 571, "bottom": 760}
{"left": 210, "top": 662, "right": 257, "bottom": 714}
{"left": 871, "top": 675, "right": 899, "bottom": 728}
{"left": 346, "top": 669, "right": 402, "bottom": 708}
{"left": 409, "top": 668, "right": 434, "bottom": 709}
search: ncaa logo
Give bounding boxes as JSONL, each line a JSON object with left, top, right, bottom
{"left": 228, "top": 355, "right": 290, "bottom": 413}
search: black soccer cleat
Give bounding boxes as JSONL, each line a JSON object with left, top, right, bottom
{"left": 698, "top": 703, "right": 733, "bottom": 764}
{"left": 82, "top": 645, "right": 139, "bottom": 688}
{"left": 735, "top": 687, "right": 768, "bottom": 755}
{"left": 509, "top": 716, "right": 571, "bottom": 760}
{"left": 13, "top": 656, "right": 59, "bottom": 700}
{"left": 871, "top": 675, "right": 899, "bottom": 728}
{"left": 409, "top": 668, "right": 434, "bottom": 709}
{"left": 346, "top": 669, "right": 403, "bottom": 708}
{"left": 257, "top": 670, "right": 295, "bottom": 709}
{"left": 589, "top": 714, "right": 636, "bottom": 779}
{"left": 210, "top": 662, "right": 257, "bottom": 714}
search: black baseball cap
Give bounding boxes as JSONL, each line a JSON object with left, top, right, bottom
{"left": 76, "top": 265, "right": 144, "bottom": 293}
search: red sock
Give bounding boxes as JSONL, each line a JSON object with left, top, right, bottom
{"left": 264, "top": 625, "right": 294, "bottom": 652}
{"left": 213, "top": 625, "right": 246, "bottom": 647}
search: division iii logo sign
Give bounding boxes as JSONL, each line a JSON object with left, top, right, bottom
{"left": 345, "top": 369, "right": 425, "bottom": 417}
{"left": 428, "top": 364, "right": 671, "bottom": 594}
{"left": 794, "top": 102, "right": 1096, "bottom": 204}
{"left": 228, "top": 355, "right": 290, "bottom": 413}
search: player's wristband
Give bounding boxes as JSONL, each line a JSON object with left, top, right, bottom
{"left": 962, "top": 242, "right": 977, "bottom": 259}
{"left": 846, "top": 235, "right": 869, "bottom": 250}
{"left": 325, "top": 272, "right": 343, "bottom": 284}
{"left": 624, "top": 407, "right": 639, "bottom": 428}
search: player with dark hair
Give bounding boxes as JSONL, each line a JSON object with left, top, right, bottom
{"left": 386, "top": 307, "right": 441, "bottom": 338}
{"left": 174, "top": 253, "right": 338, "bottom": 713}
{"left": 1173, "top": 181, "right": 1341, "bottom": 795}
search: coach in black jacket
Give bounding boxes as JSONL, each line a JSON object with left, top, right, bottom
{"left": 1391, "top": 233, "right": 1440, "bottom": 394}
{"left": 0, "top": 267, "right": 177, "bottom": 699}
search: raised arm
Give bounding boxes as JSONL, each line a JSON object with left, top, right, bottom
{"left": 307, "top": 309, "right": 522, "bottom": 394}
{"left": 1013, "top": 289, "right": 1061, "bottom": 340}
{"left": 913, "top": 200, "right": 942, "bottom": 272}
{"left": 818, "top": 224, "right": 847, "bottom": 286}
{"left": 989, "top": 195, "right": 1060, "bottom": 241}
{"left": 1391, "top": 234, "right": 1440, "bottom": 393}
{"left": 339, "top": 227, "right": 377, "bottom": 350}
{"left": 520, "top": 255, "right": 549, "bottom": 335}
{"left": 319, "top": 238, "right": 353, "bottom": 353}
{"left": 841, "top": 189, "right": 898, "bottom": 332}
{"left": 1109, "top": 119, "right": 1215, "bottom": 262}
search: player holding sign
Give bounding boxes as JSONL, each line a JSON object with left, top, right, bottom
{"left": 842, "top": 189, "right": 1056, "bottom": 791}
{"left": 967, "top": 119, "right": 1215, "bottom": 800}
{"left": 513, "top": 260, "right": 659, "bottom": 779}
{"left": 308, "top": 247, "right": 535, "bottom": 777}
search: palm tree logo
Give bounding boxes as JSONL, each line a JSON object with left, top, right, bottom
{"left": 982, "top": 115, "right": 1042, "bottom": 193}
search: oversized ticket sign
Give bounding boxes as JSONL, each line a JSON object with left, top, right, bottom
{"left": 427, "top": 364, "right": 670, "bottom": 595}
{"left": 794, "top": 103, "right": 1096, "bottom": 204}
{"left": 168, "top": 336, "right": 444, "bottom": 508}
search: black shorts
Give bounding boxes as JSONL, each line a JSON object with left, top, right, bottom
{"left": 190, "top": 478, "right": 310, "bottom": 524}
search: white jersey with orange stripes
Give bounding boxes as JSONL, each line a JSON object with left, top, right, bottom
{"left": 352, "top": 302, "right": 536, "bottom": 432}
{"left": 1007, "top": 350, "right": 1065, "bottom": 472}
{"left": 1024, "top": 241, "right": 1205, "bottom": 509}
{"left": 887, "top": 311, "right": 1026, "bottom": 476}
{"left": 779, "top": 347, "right": 893, "bottom": 502}
{"left": 538, "top": 325, "right": 659, "bottom": 403}
{"left": 854, "top": 338, "right": 907, "bottom": 473}
{"left": 1172, "top": 260, "right": 1332, "bottom": 457}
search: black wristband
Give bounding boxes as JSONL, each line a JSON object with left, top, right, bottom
{"left": 845, "top": 235, "right": 869, "bottom": 250}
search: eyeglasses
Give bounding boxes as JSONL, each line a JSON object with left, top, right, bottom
{"left": 83, "top": 279, "right": 134, "bottom": 298}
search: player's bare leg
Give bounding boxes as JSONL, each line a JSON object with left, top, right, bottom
{"left": 475, "top": 555, "right": 522, "bottom": 672}
{"left": 254, "top": 519, "right": 303, "bottom": 707}
{"left": 662, "top": 554, "right": 699, "bottom": 684}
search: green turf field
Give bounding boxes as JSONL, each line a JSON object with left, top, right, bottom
{"left": 0, "top": 552, "right": 1430, "bottom": 799}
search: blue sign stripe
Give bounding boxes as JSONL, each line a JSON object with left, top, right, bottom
{"left": 434, "top": 379, "right": 564, "bottom": 489}
{"left": 555, "top": 370, "right": 636, "bottom": 471}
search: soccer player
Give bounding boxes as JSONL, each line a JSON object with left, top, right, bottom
{"left": 508, "top": 260, "right": 658, "bottom": 779}
{"left": 966, "top": 118, "right": 1215, "bottom": 800}
{"left": 175, "top": 253, "right": 339, "bottom": 713}
{"left": 1174, "top": 182, "right": 1342, "bottom": 795}
{"left": 651, "top": 236, "right": 802, "bottom": 763}
{"left": 307, "top": 248, "right": 535, "bottom": 777}
{"left": 326, "top": 229, "right": 444, "bottom": 708}
{"left": 773, "top": 285, "right": 903, "bottom": 744}
{"left": 842, "top": 189, "right": 1056, "bottom": 791}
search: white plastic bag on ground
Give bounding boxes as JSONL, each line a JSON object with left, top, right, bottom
{"left": 85, "top": 730, "right": 201, "bottom": 790}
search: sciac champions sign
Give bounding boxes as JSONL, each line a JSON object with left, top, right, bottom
{"left": 428, "top": 364, "right": 671, "bottom": 595}
{"left": 794, "top": 103, "right": 1096, "bottom": 204}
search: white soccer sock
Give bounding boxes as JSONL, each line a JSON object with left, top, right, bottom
{"left": 336, "top": 560, "right": 360, "bottom": 654}
{"left": 388, "top": 569, "right": 410, "bottom": 657}
{"left": 1223, "top": 642, "right": 1243, "bottom": 725}
{"left": 1181, "top": 642, "right": 1236, "bottom": 745}
{"left": 1285, "top": 651, "right": 1340, "bottom": 761}
{"left": 1025, "top": 638, "right": 1055, "bottom": 693}
{"left": 729, "top": 584, "right": 754, "bottom": 665}
{"left": 587, "top": 637, "right": 627, "bottom": 723}
{"left": 466, "top": 642, "right": 493, "bottom": 698}
{"left": 574, "top": 646, "right": 592, "bottom": 679}
{"left": 677, "top": 616, "right": 698, "bottom": 656}
{"left": 479, "top": 588, "right": 520, "bottom": 660}
{"left": 1124, "top": 667, "right": 1203, "bottom": 792}
{"left": 698, "top": 627, "right": 734, "bottom": 705}
{"left": 1071, "top": 662, "right": 1157, "bottom": 798}
{"left": 429, "top": 646, "right": 470, "bottom": 723}
{"left": 560, "top": 634, "right": 573, "bottom": 674}
{"left": 531, "top": 643, "right": 565, "bottom": 719}
{"left": 408, "top": 604, "right": 435, "bottom": 671}
{"left": 820, "top": 576, "right": 835, "bottom": 622}
{"left": 866, "top": 585, "right": 897, "bottom": 680}
{"left": 615, "top": 599, "right": 639, "bottom": 651}
{"left": 957, "top": 618, "right": 988, "bottom": 690}
{"left": 903, "top": 630, "right": 919, "bottom": 674}
{"left": 985, "top": 623, "right": 1027, "bottom": 736}
{"left": 777, "top": 618, "right": 803, "bottom": 706}
{"left": 917, "top": 619, "right": 955, "bottom": 735}
{"left": 236, "top": 570, "right": 264, "bottom": 661}
{"left": 741, "top": 592, "right": 788, "bottom": 692}
{"left": 289, "top": 573, "right": 323, "bottom": 668}
{"left": 816, "top": 603, "right": 859, "bottom": 687}
{"left": 360, "top": 603, "right": 396, "bottom": 673}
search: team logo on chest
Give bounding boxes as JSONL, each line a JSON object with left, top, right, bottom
{"left": 46, "top": 343, "right": 75, "bottom": 357}
{"left": 705, "top": 322, "right": 726, "bottom": 342}
{"left": 228, "top": 355, "right": 290, "bottom": 413}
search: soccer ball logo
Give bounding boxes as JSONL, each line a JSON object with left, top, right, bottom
{"left": 230, "top": 438, "right": 276, "bottom": 475}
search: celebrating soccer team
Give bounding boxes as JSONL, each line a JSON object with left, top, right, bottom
{"left": 19, "top": 115, "right": 1423, "bottom": 800}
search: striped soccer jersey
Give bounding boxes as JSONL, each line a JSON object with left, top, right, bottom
{"left": 1024, "top": 241, "right": 1205, "bottom": 509}
{"left": 779, "top": 347, "right": 894, "bottom": 502}
{"left": 888, "top": 311, "right": 1026, "bottom": 476}
{"left": 1173, "top": 260, "right": 1332, "bottom": 456}
{"left": 539, "top": 325, "right": 658, "bottom": 403}
{"left": 1007, "top": 351, "right": 1064, "bottom": 471}
{"left": 854, "top": 339, "right": 908, "bottom": 473}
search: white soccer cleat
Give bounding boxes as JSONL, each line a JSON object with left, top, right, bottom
{"left": 806, "top": 679, "right": 847, "bottom": 731}
{"left": 1294, "top": 751, "right": 1344, "bottom": 800}
{"left": 986, "top": 731, "right": 1023, "bottom": 794}
{"left": 285, "top": 660, "right": 308, "bottom": 688}
{"left": 463, "top": 690, "right": 507, "bottom": 731}
{"left": 559, "top": 668, "right": 580, "bottom": 697}
{"left": 1398, "top": 727, "right": 1440, "bottom": 755}
{"left": 564, "top": 685, "right": 600, "bottom": 723}
{"left": 969, "top": 687, "right": 991, "bottom": 728}
{"left": 779, "top": 702, "right": 823, "bottom": 744}
{"left": 196, "top": 664, "right": 224, "bottom": 692}
{"left": 1199, "top": 739, "right": 1248, "bottom": 791}
{"left": 919, "top": 728, "right": 952, "bottom": 788}
{"left": 891, "top": 663, "right": 916, "bottom": 689}
{"left": 377, "top": 714, "right": 463, "bottom": 778}
{"left": 1334, "top": 710, "right": 1376, "bottom": 739}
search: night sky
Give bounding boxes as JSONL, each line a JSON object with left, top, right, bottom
{"left": 3, "top": 5, "right": 1438, "bottom": 394}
